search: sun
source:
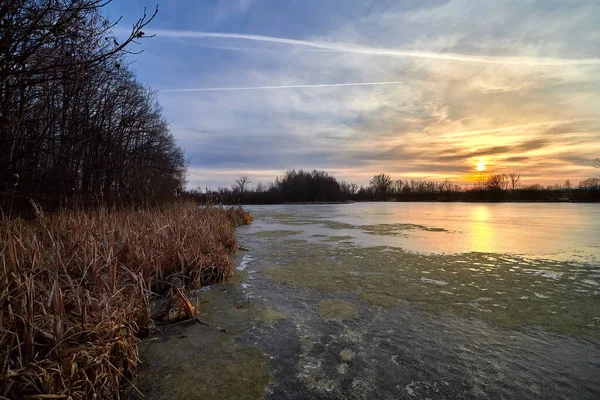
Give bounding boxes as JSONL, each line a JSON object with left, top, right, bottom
{"left": 476, "top": 161, "right": 486, "bottom": 171}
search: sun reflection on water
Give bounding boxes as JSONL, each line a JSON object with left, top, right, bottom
{"left": 470, "top": 205, "right": 494, "bottom": 253}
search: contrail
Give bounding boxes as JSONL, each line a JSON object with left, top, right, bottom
{"left": 191, "top": 43, "right": 336, "bottom": 53}
{"left": 148, "top": 30, "right": 600, "bottom": 66}
{"left": 159, "top": 81, "right": 404, "bottom": 93}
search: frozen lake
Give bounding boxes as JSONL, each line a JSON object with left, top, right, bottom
{"left": 245, "top": 202, "right": 600, "bottom": 263}
{"left": 133, "top": 202, "right": 600, "bottom": 399}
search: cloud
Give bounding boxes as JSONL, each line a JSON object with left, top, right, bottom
{"left": 148, "top": 29, "right": 600, "bottom": 66}
{"left": 136, "top": 1, "right": 600, "bottom": 188}
{"left": 159, "top": 81, "right": 404, "bottom": 92}
{"left": 214, "top": 0, "right": 257, "bottom": 21}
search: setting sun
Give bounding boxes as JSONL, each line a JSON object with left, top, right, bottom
{"left": 476, "top": 161, "right": 486, "bottom": 172}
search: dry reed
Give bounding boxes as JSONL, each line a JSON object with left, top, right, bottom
{"left": 0, "top": 202, "right": 251, "bottom": 399}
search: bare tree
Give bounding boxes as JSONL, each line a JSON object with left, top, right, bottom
{"left": 394, "top": 179, "right": 403, "bottom": 195}
{"left": 370, "top": 174, "right": 392, "bottom": 198}
{"left": 233, "top": 176, "right": 251, "bottom": 194}
{"left": 475, "top": 173, "right": 487, "bottom": 190}
{"left": 500, "top": 174, "right": 510, "bottom": 190}
{"left": 579, "top": 177, "right": 600, "bottom": 189}
{"left": 0, "top": 1, "right": 186, "bottom": 211}
{"left": 508, "top": 173, "right": 520, "bottom": 190}
{"left": 487, "top": 174, "right": 505, "bottom": 190}
{"left": 438, "top": 179, "right": 454, "bottom": 193}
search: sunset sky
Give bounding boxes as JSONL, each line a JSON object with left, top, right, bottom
{"left": 109, "top": 0, "right": 600, "bottom": 189}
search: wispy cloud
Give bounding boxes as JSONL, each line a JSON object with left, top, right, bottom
{"left": 159, "top": 81, "right": 404, "bottom": 92}
{"left": 214, "top": 0, "right": 257, "bottom": 21}
{"left": 149, "top": 30, "right": 600, "bottom": 66}
{"left": 121, "top": 0, "right": 600, "bottom": 188}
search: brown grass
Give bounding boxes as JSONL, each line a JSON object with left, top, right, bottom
{"left": 0, "top": 202, "right": 252, "bottom": 399}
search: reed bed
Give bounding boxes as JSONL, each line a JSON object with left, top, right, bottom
{"left": 0, "top": 202, "right": 251, "bottom": 399}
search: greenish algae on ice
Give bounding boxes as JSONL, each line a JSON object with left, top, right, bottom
{"left": 265, "top": 242, "right": 600, "bottom": 338}
{"left": 249, "top": 229, "right": 303, "bottom": 238}
{"left": 271, "top": 215, "right": 448, "bottom": 235}
{"left": 195, "top": 287, "right": 285, "bottom": 333}
{"left": 324, "top": 235, "right": 355, "bottom": 242}
{"left": 359, "top": 292, "right": 399, "bottom": 308}
{"left": 260, "top": 306, "right": 286, "bottom": 325}
{"left": 317, "top": 299, "right": 357, "bottom": 321}
{"left": 340, "top": 348, "right": 355, "bottom": 361}
{"left": 135, "top": 343, "right": 270, "bottom": 400}
{"left": 128, "top": 285, "right": 284, "bottom": 400}
{"left": 361, "top": 223, "right": 448, "bottom": 236}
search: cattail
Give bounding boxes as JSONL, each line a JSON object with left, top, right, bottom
{"left": 29, "top": 198, "right": 43, "bottom": 218}
{"left": 0, "top": 202, "right": 249, "bottom": 398}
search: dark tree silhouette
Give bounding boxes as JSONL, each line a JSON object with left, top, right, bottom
{"left": 185, "top": 169, "right": 600, "bottom": 204}
{"left": 487, "top": 175, "right": 505, "bottom": 190}
{"left": 370, "top": 173, "right": 392, "bottom": 199}
{"left": 1, "top": 1, "right": 185, "bottom": 212}
{"left": 277, "top": 169, "right": 342, "bottom": 202}
{"left": 233, "top": 176, "right": 251, "bottom": 194}
{"left": 508, "top": 173, "right": 520, "bottom": 190}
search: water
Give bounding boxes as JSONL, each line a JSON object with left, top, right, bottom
{"left": 235, "top": 203, "right": 600, "bottom": 399}
{"left": 132, "top": 202, "right": 600, "bottom": 399}
{"left": 245, "top": 202, "right": 600, "bottom": 263}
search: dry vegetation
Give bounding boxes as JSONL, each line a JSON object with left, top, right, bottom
{"left": 0, "top": 202, "right": 252, "bottom": 399}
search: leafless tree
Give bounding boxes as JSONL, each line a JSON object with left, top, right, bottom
{"left": 579, "top": 177, "right": 600, "bottom": 189}
{"left": 1, "top": 1, "right": 185, "bottom": 210}
{"left": 508, "top": 173, "right": 520, "bottom": 190}
{"left": 438, "top": 179, "right": 454, "bottom": 193}
{"left": 486, "top": 175, "right": 503, "bottom": 190}
{"left": 499, "top": 174, "right": 510, "bottom": 190}
{"left": 475, "top": 173, "right": 487, "bottom": 190}
{"left": 233, "top": 176, "right": 251, "bottom": 194}
{"left": 370, "top": 174, "right": 392, "bottom": 197}
{"left": 394, "top": 179, "right": 403, "bottom": 194}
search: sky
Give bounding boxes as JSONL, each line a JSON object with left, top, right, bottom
{"left": 107, "top": 0, "right": 600, "bottom": 189}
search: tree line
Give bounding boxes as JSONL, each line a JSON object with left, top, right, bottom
{"left": 1, "top": 0, "right": 185, "bottom": 213}
{"left": 186, "top": 167, "right": 600, "bottom": 204}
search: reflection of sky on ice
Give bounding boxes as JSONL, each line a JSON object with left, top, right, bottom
{"left": 238, "top": 204, "right": 600, "bottom": 338}
{"left": 242, "top": 202, "right": 600, "bottom": 265}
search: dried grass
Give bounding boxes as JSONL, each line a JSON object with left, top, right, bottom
{"left": 0, "top": 202, "right": 251, "bottom": 399}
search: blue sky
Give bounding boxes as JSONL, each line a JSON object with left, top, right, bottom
{"left": 106, "top": 0, "right": 600, "bottom": 189}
